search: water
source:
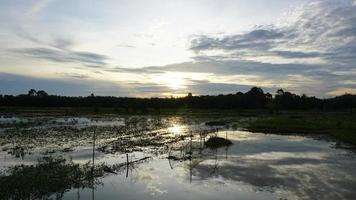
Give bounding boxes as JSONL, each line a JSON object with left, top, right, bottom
{"left": 0, "top": 115, "right": 355, "bottom": 200}
{"left": 0, "top": 115, "right": 28, "bottom": 124}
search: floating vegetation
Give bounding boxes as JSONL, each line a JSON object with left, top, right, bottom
{"left": 0, "top": 116, "right": 176, "bottom": 156}
{"left": 0, "top": 115, "right": 222, "bottom": 157}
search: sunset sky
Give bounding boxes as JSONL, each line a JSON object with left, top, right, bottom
{"left": 0, "top": 0, "right": 355, "bottom": 97}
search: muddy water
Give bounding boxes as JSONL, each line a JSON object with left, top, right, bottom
{"left": 0, "top": 115, "right": 355, "bottom": 200}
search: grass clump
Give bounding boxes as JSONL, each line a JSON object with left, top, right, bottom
{"left": 205, "top": 137, "right": 232, "bottom": 149}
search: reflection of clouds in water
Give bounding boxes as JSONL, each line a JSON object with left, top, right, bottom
{"left": 0, "top": 116, "right": 28, "bottom": 124}
{"left": 190, "top": 151, "right": 356, "bottom": 200}
{"left": 134, "top": 167, "right": 167, "bottom": 196}
{"left": 217, "top": 131, "right": 259, "bottom": 141}
{"left": 168, "top": 131, "right": 356, "bottom": 199}
{"left": 243, "top": 151, "right": 327, "bottom": 160}
{"left": 136, "top": 172, "right": 157, "bottom": 181}
{"left": 272, "top": 164, "right": 355, "bottom": 200}
{"left": 134, "top": 167, "right": 158, "bottom": 181}
{"left": 146, "top": 184, "right": 167, "bottom": 196}
{"left": 223, "top": 131, "right": 310, "bottom": 143}
{"left": 284, "top": 136, "right": 307, "bottom": 142}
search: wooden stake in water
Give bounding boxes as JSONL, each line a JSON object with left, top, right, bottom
{"left": 92, "top": 127, "right": 96, "bottom": 170}
{"left": 225, "top": 131, "right": 228, "bottom": 160}
{"left": 92, "top": 127, "right": 96, "bottom": 200}
{"left": 126, "top": 153, "right": 129, "bottom": 178}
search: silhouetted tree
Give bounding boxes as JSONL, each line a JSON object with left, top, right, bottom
{"left": 36, "top": 90, "right": 48, "bottom": 97}
{"left": 28, "top": 89, "right": 37, "bottom": 96}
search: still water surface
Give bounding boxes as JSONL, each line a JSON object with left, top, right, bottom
{"left": 0, "top": 115, "right": 355, "bottom": 200}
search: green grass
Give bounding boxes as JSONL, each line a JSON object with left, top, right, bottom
{"left": 246, "top": 112, "right": 356, "bottom": 145}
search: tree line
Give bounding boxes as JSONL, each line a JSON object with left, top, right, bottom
{"left": 0, "top": 87, "right": 355, "bottom": 111}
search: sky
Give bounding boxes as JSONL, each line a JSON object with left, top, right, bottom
{"left": 0, "top": 0, "right": 356, "bottom": 97}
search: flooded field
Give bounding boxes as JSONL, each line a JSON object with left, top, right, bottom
{"left": 1, "top": 114, "right": 356, "bottom": 200}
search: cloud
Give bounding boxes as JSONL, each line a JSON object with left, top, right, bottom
{"left": 25, "top": 0, "right": 53, "bottom": 22}
{"left": 0, "top": 73, "right": 183, "bottom": 97}
{"left": 5, "top": 0, "right": 109, "bottom": 67}
{"left": 117, "top": 44, "right": 136, "bottom": 48}
{"left": 179, "top": 0, "right": 356, "bottom": 96}
{"left": 93, "top": 57, "right": 355, "bottom": 97}
{"left": 56, "top": 72, "right": 89, "bottom": 79}
{"left": 272, "top": 51, "right": 323, "bottom": 59}
{"left": 189, "top": 0, "right": 356, "bottom": 65}
{"left": 8, "top": 63, "right": 269, "bottom": 97}
{"left": 162, "top": 60, "right": 315, "bottom": 75}
{"left": 0, "top": 73, "right": 123, "bottom": 96}
{"left": 126, "top": 82, "right": 172, "bottom": 94}
{"left": 187, "top": 80, "right": 275, "bottom": 95}
{"left": 53, "top": 38, "right": 74, "bottom": 50}
{"left": 327, "top": 87, "right": 356, "bottom": 96}
{"left": 190, "top": 27, "right": 284, "bottom": 52}
{"left": 104, "top": 66, "right": 163, "bottom": 74}
{"left": 0, "top": 72, "right": 275, "bottom": 97}
{"left": 1, "top": 0, "right": 355, "bottom": 97}
{"left": 12, "top": 47, "right": 109, "bottom": 65}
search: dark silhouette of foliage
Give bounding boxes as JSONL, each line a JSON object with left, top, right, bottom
{"left": 28, "top": 89, "right": 37, "bottom": 96}
{"left": 0, "top": 88, "right": 355, "bottom": 111}
{"left": 36, "top": 90, "right": 48, "bottom": 97}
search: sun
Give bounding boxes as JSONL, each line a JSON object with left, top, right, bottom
{"left": 155, "top": 72, "right": 188, "bottom": 90}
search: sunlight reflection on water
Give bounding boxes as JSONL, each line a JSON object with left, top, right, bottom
{"left": 167, "top": 125, "right": 186, "bottom": 136}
